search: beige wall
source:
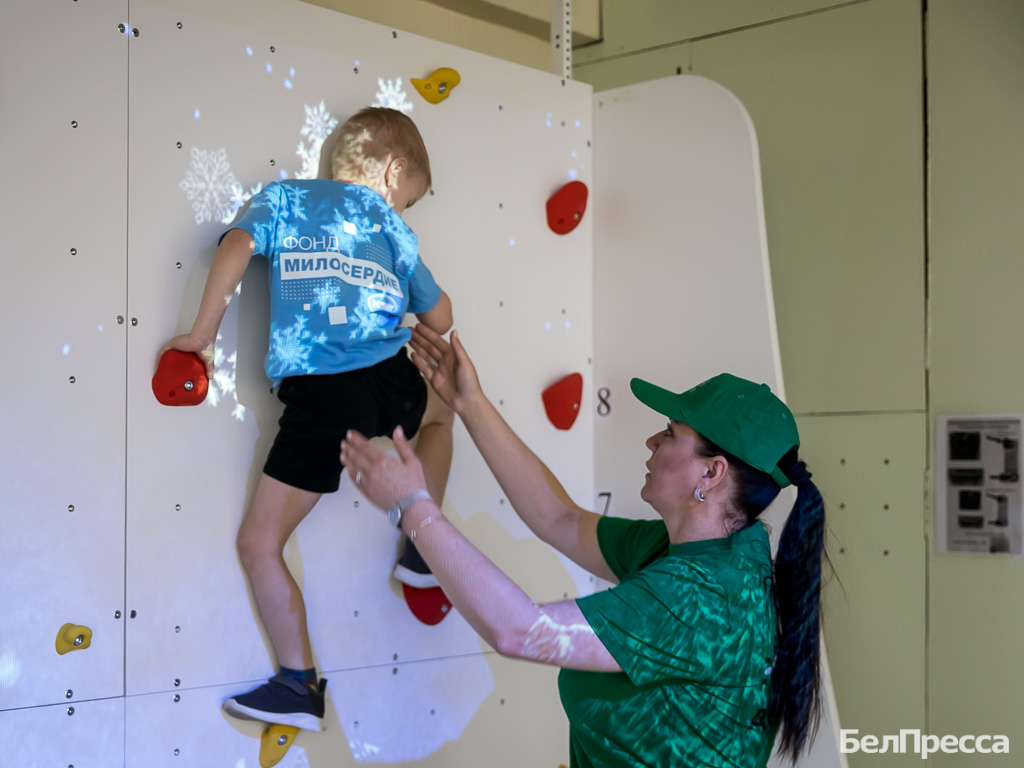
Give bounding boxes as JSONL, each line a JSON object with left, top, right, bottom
{"left": 927, "top": 1, "right": 1024, "bottom": 763}
{"left": 574, "top": 0, "right": 1024, "bottom": 765}
{"left": 299, "top": 0, "right": 1024, "bottom": 763}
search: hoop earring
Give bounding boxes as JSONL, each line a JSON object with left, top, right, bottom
{"left": 693, "top": 486, "right": 706, "bottom": 503}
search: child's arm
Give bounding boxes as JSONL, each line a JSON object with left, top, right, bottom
{"left": 157, "top": 228, "right": 256, "bottom": 373}
{"left": 414, "top": 290, "right": 453, "bottom": 336}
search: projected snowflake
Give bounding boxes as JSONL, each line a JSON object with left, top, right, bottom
{"left": 205, "top": 329, "right": 247, "bottom": 422}
{"left": 374, "top": 78, "right": 413, "bottom": 114}
{"left": 228, "top": 181, "right": 264, "bottom": 224}
{"left": 0, "top": 650, "right": 21, "bottom": 688}
{"left": 297, "top": 99, "right": 338, "bottom": 180}
{"left": 179, "top": 147, "right": 243, "bottom": 225}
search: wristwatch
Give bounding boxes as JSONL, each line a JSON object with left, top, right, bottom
{"left": 388, "top": 489, "right": 434, "bottom": 528}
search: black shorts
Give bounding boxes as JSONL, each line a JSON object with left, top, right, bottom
{"left": 263, "top": 349, "right": 427, "bottom": 494}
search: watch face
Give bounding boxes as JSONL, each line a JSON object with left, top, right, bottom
{"left": 388, "top": 504, "right": 401, "bottom": 527}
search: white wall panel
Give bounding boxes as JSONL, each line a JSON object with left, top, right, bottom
{"left": 0, "top": 698, "right": 125, "bottom": 768}
{"left": 0, "top": 0, "right": 128, "bottom": 712}
{"left": 592, "top": 74, "right": 843, "bottom": 767}
{"left": 124, "top": 654, "right": 566, "bottom": 767}
{"left": 121, "top": 0, "right": 593, "bottom": 759}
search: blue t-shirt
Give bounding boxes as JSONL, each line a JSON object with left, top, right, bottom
{"left": 228, "top": 179, "right": 442, "bottom": 382}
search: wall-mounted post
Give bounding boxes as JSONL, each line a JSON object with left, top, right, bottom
{"left": 551, "top": 0, "right": 572, "bottom": 79}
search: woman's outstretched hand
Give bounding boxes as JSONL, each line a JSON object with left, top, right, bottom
{"left": 341, "top": 426, "right": 429, "bottom": 515}
{"left": 409, "top": 326, "right": 481, "bottom": 416}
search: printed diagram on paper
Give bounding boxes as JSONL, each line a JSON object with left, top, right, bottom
{"left": 937, "top": 415, "right": 1023, "bottom": 554}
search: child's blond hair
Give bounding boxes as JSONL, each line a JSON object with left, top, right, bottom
{"left": 331, "top": 107, "right": 431, "bottom": 189}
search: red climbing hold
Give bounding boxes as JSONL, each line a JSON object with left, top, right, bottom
{"left": 546, "top": 180, "right": 588, "bottom": 235}
{"left": 152, "top": 350, "right": 209, "bottom": 406}
{"left": 402, "top": 584, "right": 453, "bottom": 626}
{"left": 542, "top": 373, "right": 583, "bottom": 430}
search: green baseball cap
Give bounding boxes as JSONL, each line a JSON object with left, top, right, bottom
{"left": 630, "top": 373, "right": 799, "bottom": 488}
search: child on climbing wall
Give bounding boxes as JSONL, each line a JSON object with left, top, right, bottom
{"left": 157, "top": 106, "right": 453, "bottom": 731}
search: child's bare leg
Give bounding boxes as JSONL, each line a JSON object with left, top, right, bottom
{"left": 414, "top": 387, "right": 454, "bottom": 504}
{"left": 237, "top": 473, "right": 321, "bottom": 670}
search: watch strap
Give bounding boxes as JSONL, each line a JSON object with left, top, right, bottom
{"left": 397, "top": 489, "right": 434, "bottom": 512}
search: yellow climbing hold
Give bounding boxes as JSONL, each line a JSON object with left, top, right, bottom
{"left": 55, "top": 623, "right": 92, "bottom": 655}
{"left": 411, "top": 67, "right": 461, "bottom": 104}
{"left": 260, "top": 724, "right": 300, "bottom": 768}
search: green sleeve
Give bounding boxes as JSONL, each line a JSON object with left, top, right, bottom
{"left": 596, "top": 516, "right": 670, "bottom": 580}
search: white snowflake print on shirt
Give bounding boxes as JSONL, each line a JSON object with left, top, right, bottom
{"left": 374, "top": 78, "right": 413, "bottom": 114}
{"left": 179, "top": 147, "right": 244, "bottom": 225}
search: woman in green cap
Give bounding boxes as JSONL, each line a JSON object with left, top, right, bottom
{"left": 341, "top": 324, "right": 828, "bottom": 768}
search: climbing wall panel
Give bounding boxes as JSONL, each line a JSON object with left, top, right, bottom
{"left": 0, "top": 0, "right": 129, "bottom": 716}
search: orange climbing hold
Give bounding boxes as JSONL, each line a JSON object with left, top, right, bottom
{"left": 411, "top": 67, "right": 461, "bottom": 104}
{"left": 543, "top": 373, "right": 583, "bottom": 430}
{"left": 152, "top": 350, "right": 209, "bottom": 406}
{"left": 55, "top": 623, "right": 92, "bottom": 655}
{"left": 546, "top": 180, "right": 588, "bottom": 235}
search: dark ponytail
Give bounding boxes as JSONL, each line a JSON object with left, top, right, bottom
{"left": 693, "top": 439, "right": 827, "bottom": 763}
{"left": 770, "top": 458, "right": 826, "bottom": 763}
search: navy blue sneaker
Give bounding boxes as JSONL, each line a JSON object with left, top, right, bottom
{"left": 223, "top": 674, "right": 327, "bottom": 731}
{"left": 392, "top": 538, "right": 439, "bottom": 588}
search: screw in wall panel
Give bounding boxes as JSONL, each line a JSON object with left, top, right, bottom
{"left": 173, "top": 679, "right": 180, "bottom": 687}
{"left": 70, "top": 247, "right": 77, "bottom": 256}
{"left": 68, "top": 505, "right": 74, "bottom": 512}
{"left": 66, "top": 690, "right": 73, "bottom": 699}
{"left": 173, "top": 694, "right": 180, "bottom": 702}
{"left": 131, "top": 318, "right": 138, "bottom": 326}
{"left": 68, "top": 376, "right": 75, "bottom": 384}
{"left": 71, "top": 120, "right": 78, "bottom": 128}
{"left": 67, "top": 707, "right": 74, "bottom": 716}
{"left": 117, "top": 24, "right": 125, "bottom": 33}
{"left": 132, "top": 28, "right": 139, "bottom": 37}
{"left": 130, "top": 610, "right": 136, "bottom": 618}
{"left": 176, "top": 22, "right": 182, "bottom": 29}
{"left": 117, "top": 316, "right": 124, "bottom": 324}
{"left": 114, "top": 611, "right": 121, "bottom": 619}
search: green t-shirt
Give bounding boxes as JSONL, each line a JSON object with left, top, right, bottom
{"left": 558, "top": 516, "right": 778, "bottom": 768}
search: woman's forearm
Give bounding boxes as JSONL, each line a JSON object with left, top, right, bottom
{"left": 458, "top": 393, "right": 581, "bottom": 544}
{"left": 402, "top": 498, "right": 620, "bottom": 672}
